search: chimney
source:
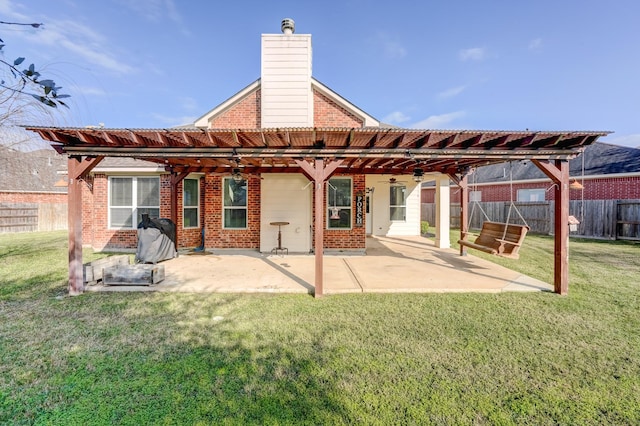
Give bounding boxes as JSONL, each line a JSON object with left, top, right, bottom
{"left": 261, "top": 18, "right": 313, "bottom": 128}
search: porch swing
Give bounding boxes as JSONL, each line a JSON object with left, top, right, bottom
{"left": 458, "top": 162, "right": 530, "bottom": 259}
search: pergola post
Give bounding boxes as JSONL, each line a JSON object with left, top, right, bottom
{"left": 532, "top": 159, "right": 570, "bottom": 295}
{"left": 434, "top": 174, "right": 451, "bottom": 249}
{"left": 449, "top": 173, "right": 469, "bottom": 256}
{"left": 170, "top": 171, "right": 191, "bottom": 251}
{"left": 67, "top": 156, "right": 103, "bottom": 295}
{"left": 294, "top": 158, "right": 343, "bottom": 297}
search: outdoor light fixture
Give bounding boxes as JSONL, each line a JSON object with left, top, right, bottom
{"left": 412, "top": 167, "right": 424, "bottom": 183}
{"left": 231, "top": 168, "right": 243, "bottom": 182}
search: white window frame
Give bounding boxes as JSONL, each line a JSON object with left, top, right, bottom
{"left": 183, "top": 177, "right": 200, "bottom": 229}
{"left": 389, "top": 184, "right": 407, "bottom": 222}
{"left": 517, "top": 188, "right": 545, "bottom": 202}
{"left": 222, "top": 177, "right": 248, "bottom": 229}
{"left": 108, "top": 176, "right": 160, "bottom": 229}
{"left": 327, "top": 177, "right": 352, "bottom": 230}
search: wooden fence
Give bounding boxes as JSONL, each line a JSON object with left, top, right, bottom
{"left": 0, "top": 203, "right": 67, "bottom": 233}
{"left": 421, "top": 199, "right": 640, "bottom": 240}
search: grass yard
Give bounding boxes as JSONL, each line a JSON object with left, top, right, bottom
{"left": 1, "top": 230, "right": 639, "bottom": 424}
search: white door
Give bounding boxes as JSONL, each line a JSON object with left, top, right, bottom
{"left": 260, "top": 174, "right": 312, "bottom": 253}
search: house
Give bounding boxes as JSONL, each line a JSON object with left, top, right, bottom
{"left": 0, "top": 143, "right": 67, "bottom": 232}
{"left": 421, "top": 142, "right": 640, "bottom": 239}
{"left": 72, "top": 20, "right": 422, "bottom": 254}
{"left": 26, "top": 19, "right": 608, "bottom": 296}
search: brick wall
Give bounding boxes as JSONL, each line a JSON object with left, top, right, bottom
{"left": 0, "top": 191, "right": 67, "bottom": 204}
{"left": 313, "top": 89, "right": 364, "bottom": 127}
{"left": 177, "top": 176, "right": 205, "bottom": 249}
{"left": 83, "top": 83, "right": 371, "bottom": 250}
{"left": 209, "top": 89, "right": 261, "bottom": 128}
{"left": 85, "top": 174, "right": 173, "bottom": 250}
{"left": 203, "top": 174, "right": 261, "bottom": 249}
{"left": 316, "top": 174, "right": 366, "bottom": 249}
{"left": 208, "top": 88, "right": 364, "bottom": 129}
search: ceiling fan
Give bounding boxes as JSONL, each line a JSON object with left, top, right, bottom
{"left": 377, "top": 176, "right": 408, "bottom": 186}
{"left": 209, "top": 156, "right": 263, "bottom": 181}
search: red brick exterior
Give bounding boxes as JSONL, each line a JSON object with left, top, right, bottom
{"left": 422, "top": 176, "right": 640, "bottom": 203}
{"left": 203, "top": 175, "right": 261, "bottom": 249}
{"left": 209, "top": 89, "right": 261, "bottom": 128}
{"left": 320, "top": 174, "right": 366, "bottom": 249}
{"left": 82, "top": 174, "right": 172, "bottom": 250}
{"left": 313, "top": 89, "right": 364, "bottom": 127}
{"left": 86, "top": 85, "right": 371, "bottom": 251}
{"left": 0, "top": 191, "right": 67, "bottom": 204}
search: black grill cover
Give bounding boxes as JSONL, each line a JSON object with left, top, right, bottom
{"left": 135, "top": 214, "right": 177, "bottom": 263}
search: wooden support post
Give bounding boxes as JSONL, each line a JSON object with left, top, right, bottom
{"left": 67, "top": 156, "right": 103, "bottom": 295}
{"left": 313, "top": 160, "right": 325, "bottom": 297}
{"left": 295, "top": 158, "right": 343, "bottom": 297}
{"left": 170, "top": 171, "right": 191, "bottom": 251}
{"left": 460, "top": 175, "right": 469, "bottom": 256}
{"left": 532, "top": 159, "right": 570, "bottom": 295}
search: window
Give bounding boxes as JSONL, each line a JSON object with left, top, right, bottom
{"left": 517, "top": 188, "right": 545, "bottom": 202}
{"left": 390, "top": 185, "right": 406, "bottom": 221}
{"left": 327, "top": 177, "right": 352, "bottom": 229}
{"left": 223, "top": 177, "right": 247, "bottom": 228}
{"left": 109, "top": 177, "right": 160, "bottom": 228}
{"left": 183, "top": 178, "right": 199, "bottom": 228}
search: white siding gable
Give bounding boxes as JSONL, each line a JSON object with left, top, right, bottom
{"left": 261, "top": 34, "right": 313, "bottom": 128}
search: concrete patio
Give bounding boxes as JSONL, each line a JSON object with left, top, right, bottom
{"left": 86, "top": 236, "right": 552, "bottom": 295}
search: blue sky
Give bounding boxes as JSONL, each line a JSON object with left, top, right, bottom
{"left": 1, "top": 0, "right": 639, "bottom": 147}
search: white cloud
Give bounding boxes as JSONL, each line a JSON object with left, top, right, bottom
{"left": 179, "top": 96, "right": 199, "bottom": 111}
{"left": 2, "top": 7, "right": 137, "bottom": 76}
{"left": 528, "top": 38, "right": 542, "bottom": 50}
{"left": 459, "top": 47, "right": 486, "bottom": 61}
{"left": 411, "top": 111, "right": 466, "bottom": 129}
{"left": 116, "top": 0, "right": 191, "bottom": 36}
{"left": 74, "top": 86, "right": 107, "bottom": 96}
{"left": 150, "top": 112, "right": 197, "bottom": 127}
{"left": 374, "top": 32, "right": 407, "bottom": 59}
{"left": 603, "top": 134, "right": 640, "bottom": 148}
{"left": 382, "top": 111, "right": 411, "bottom": 124}
{"left": 437, "top": 85, "right": 466, "bottom": 99}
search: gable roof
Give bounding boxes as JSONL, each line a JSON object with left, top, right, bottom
{"left": 192, "top": 77, "right": 379, "bottom": 128}
{"left": 0, "top": 146, "right": 67, "bottom": 193}
{"left": 471, "top": 142, "right": 640, "bottom": 184}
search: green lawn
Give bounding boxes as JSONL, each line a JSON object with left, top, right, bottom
{"left": 1, "top": 230, "right": 639, "bottom": 425}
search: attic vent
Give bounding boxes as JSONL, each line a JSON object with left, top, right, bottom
{"left": 281, "top": 18, "right": 295, "bottom": 34}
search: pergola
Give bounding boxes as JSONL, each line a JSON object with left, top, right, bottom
{"left": 26, "top": 126, "right": 608, "bottom": 297}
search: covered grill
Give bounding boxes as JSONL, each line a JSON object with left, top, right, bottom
{"left": 135, "top": 214, "right": 177, "bottom": 264}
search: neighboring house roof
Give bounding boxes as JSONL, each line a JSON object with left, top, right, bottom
{"left": 0, "top": 145, "right": 68, "bottom": 192}
{"left": 471, "top": 142, "right": 640, "bottom": 184}
{"left": 193, "top": 77, "right": 379, "bottom": 128}
{"left": 92, "top": 156, "right": 163, "bottom": 172}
